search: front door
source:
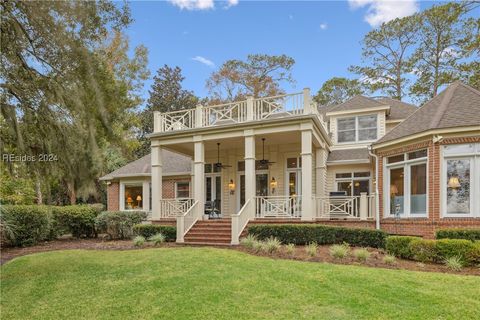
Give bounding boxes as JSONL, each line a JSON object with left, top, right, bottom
{"left": 206, "top": 174, "right": 221, "bottom": 213}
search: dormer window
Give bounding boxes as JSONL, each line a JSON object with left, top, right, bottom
{"left": 337, "top": 114, "right": 377, "bottom": 143}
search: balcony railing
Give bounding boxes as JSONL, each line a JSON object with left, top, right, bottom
{"left": 315, "top": 193, "right": 375, "bottom": 220}
{"left": 154, "top": 89, "right": 326, "bottom": 133}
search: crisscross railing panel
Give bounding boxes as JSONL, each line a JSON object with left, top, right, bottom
{"left": 202, "top": 101, "right": 247, "bottom": 126}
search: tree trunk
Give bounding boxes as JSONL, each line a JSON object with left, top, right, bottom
{"left": 35, "top": 176, "right": 43, "bottom": 204}
{"left": 67, "top": 181, "right": 76, "bottom": 205}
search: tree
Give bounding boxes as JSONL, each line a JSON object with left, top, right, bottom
{"left": 409, "top": 3, "right": 477, "bottom": 102}
{"left": 206, "top": 54, "right": 295, "bottom": 101}
{"left": 137, "top": 65, "right": 199, "bottom": 156}
{"left": 313, "top": 77, "right": 365, "bottom": 106}
{"left": 349, "top": 16, "right": 419, "bottom": 100}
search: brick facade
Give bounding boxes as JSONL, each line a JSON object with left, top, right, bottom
{"left": 107, "top": 182, "right": 120, "bottom": 211}
{"left": 375, "top": 136, "right": 480, "bottom": 238}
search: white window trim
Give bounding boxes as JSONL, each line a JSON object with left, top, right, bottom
{"left": 174, "top": 181, "right": 191, "bottom": 199}
{"left": 441, "top": 143, "right": 480, "bottom": 218}
{"left": 336, "top": 114, "right": 379, "bottom": 144}
{"left": 285, "top": 155, "right": 302, "bottom": 197}
{"left": 384, "top": 152, "right": 429, "bottom": 218}
{"left": 334, "top": 172, "right": 371, "bottom": 196}
{"left": 119, "top": 180, "right": 149, "bottom": 212}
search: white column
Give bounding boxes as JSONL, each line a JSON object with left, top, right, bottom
{"left": 246, "top": 96, "right": 254, "bottom": 121}
{"left": 244, "top": 131, "right": 256, "bottom": 204}
{"left": 195, "top": 104, "right": 203, "bottom": 128}
{"left": 301, "top": 130, "right": 313, "bottom": 220}
{"left": 193, "top": 137, "right": 205, "bottom": 218}
{"left": 315, "top": 148, "right": 327, "bottom": 198}
{"left": 151, "top": 145, "right": 163, "bottom": 220}
{"left": 303, "top": 88, "right": 311, "bottom": 114}
{"left": 359, "top": 192, "right": 368, "bottom": 220}
{"left": 142, "top": 181, "right": 150, "bottom": 212}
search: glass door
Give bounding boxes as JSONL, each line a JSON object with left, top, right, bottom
{"left": 238, "top": 173, "right": 268, "bottom": 208}
{"left": 205, "top": 174, "right": 221, "bottom": 214}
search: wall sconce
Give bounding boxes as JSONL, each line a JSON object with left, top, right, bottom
{"left": 270, "top": 177, "right": 277, "bottom": 194}
{"left": 228, "top": 179, "right": 235, "bottom": 195}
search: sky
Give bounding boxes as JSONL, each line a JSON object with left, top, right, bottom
{"left": 125, "top": 0, "right": 451, "bottom": 104}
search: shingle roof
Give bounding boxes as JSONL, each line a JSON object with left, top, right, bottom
{"left": 100, "top": 150, "right": 191, "bottom": 180}
{"left": 375, "top": 82, "right": 480, "bottom": 145}
{"left": 376, "top": 97, "right": 418, "bottom": 120}
{"left": 327, "top": 148, "right": 370, "bottom": 163}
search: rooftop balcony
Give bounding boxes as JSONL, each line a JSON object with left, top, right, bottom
{"left": 153, "top": 88, "right": 327, "bottom": 133}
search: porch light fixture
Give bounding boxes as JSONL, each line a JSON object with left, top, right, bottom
{"left": 228, "top": 179, "right": 235, "bottom": 195}
{"left": 270, "top": 177, "right": 277, "bottom": 194}
{"left": 447, "top": 176, "right": 461, "bottom": 189}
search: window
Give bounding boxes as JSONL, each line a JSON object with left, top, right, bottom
{"left": 335, "top": 172, "right": 370, "bottom": 196}
{"left": 124, "top": 184, "right": 143, "bottom": 210}
{"left": 286, "top": 157, "right": 302, "bottom": 196}
{"left": 337, "top": 114, "right": 377, "bottom": 143}
{"left": 175, "top": 182, "right": 190, "bottom": 199}
{"left": 443, "top": 143, "right": 480, "bottom": 217}
{"left": 386, "top": 150, "right": 427, "bottom": 217}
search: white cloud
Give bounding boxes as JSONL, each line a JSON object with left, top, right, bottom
{"left": 169, "top": 0, "right": 239, "bottom": 11}
{"left": 319, "top": 23, "right": 328, "bottom": 30}
{"left": 225, "top": 0, "right": 239, "bottom": 9}
{"left": 349, "top": 0, "right": 419, "bottom": 27}
{"left": 192, "top": 56, "right": 215, "bottom": 68}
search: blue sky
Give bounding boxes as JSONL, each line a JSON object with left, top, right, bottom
{"left": 125, "top": 1, "right": 448, "bottom": 103}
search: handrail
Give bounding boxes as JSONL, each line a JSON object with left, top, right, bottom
{"left": 231, "top": 198, "right": 253, "bottom": 245}
{"left": 159, "top": 199, "right": 194, "bottom": 218}
{"left": 255, "top": 196, "right": 302, "bottom": 218}
{"left": 176, "top": 200, "right": 200, "bottom": 243}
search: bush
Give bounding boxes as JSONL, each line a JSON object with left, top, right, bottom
{"left": 285, "top": 243, "right": 295, "bottom": 255}
{"left": 240, "top": 234, "right": 257, "bottom": 250}
{"left": 383, "top": 254, "right": 396, "bottom": 265}
{"left": 409, "top": 239, "right": 437, "bottom": 262}
{"left": 133, "top": 224, "right": 176, "bottom": 242}
{"left": 252, "top": 240, "right": 264, "bottom": 253}
{"left": 133, "top": 236, "right": 145, "bottom": 247}
{"left": 353, "top": 248, "right": 370, "bottom": 262}
{"left": 248, "top": 224, "right": 387, "bottom": 248}
{"left": 435, "top": 239, "right": 474, "bottom": 263}
{"left": 0, "top": 205, "right": 54, "bottom": 246}
{"left": 95, "top": 211, "right": 147, "bottom": 240}
{"left": 262, "top": 237, "right": 281, "bottom": 253}
{"left": 305, "top": 242, "right": 318, "bottom": 257}
{"left": 52, "top": 205, "right": 99, "bottom": 238}
{"left": 148, "top": 233, "right": 166, "bottom": 246}
{"left": 436, "top": 229, "right": 480, "bottom": 241}
{"left": 444, "top": 256, "right": 463, "bottom": 271}
{"left": 330, "top": 243, "right": 350, "bottom": 259}
{"left": 466, "top": 241, "right": 480, "bottom": 266}
{"left": 385, "top": 236, "right": 421, "bottom": 259}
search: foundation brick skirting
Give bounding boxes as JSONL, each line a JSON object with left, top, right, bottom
{"left": 107, "top": 182, "right": 119, "bottom": 211}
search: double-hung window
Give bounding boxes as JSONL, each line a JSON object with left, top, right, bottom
{"left": 337, "top": 114, "right": 378, "bottom": 143}
{"left": 442, "top": 143, "right": 480, "bottom": 217}
{"left": 385, "top": 149, "right": 428, "bottom": 217}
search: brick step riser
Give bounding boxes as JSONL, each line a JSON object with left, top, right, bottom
{"left": 184, "top": 238, "right": 231, "bottom": 243}
{"left": 189, "top": 228, "right": 231, "bottom": 232}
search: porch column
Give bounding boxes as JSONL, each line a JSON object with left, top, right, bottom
{"left": 301, "top": 130, "right": 313, "bottom": 220}
{"left": 151, "top": 145, "right": 163, "bottom": 220}
{"left": 315, "top": 148, "right": 327, "bottom": 198}
{"left": 193, "top": 136, "right": 205, "bottom": 218}
{"left": 244, "top": 130, "right": 256, "bottom": 204}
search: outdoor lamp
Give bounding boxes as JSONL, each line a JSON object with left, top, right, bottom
{"left": 270, "top": 177, "right": 277, "bottom": 194}
{"left": 228, "top": 179, "right": 235, "bottom": 195}
{"left": 448, "top": 176, "right": 461, "bottom": 189}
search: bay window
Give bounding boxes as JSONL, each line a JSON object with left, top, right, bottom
{"left": 120, "top": 181, "right": 150, "bottom": 211}
{"left": 443, "top": 143, "right": 480, "bottom": 217}
{"left": 337, "top": 114, "right": 378, "bottom": 143}
{"left": 386, "top": 150, "right": 427, "bottom": 217}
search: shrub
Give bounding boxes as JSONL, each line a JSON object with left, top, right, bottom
{"left": 466, "top": 241, "right": 480, "bottom": 266}
{"left": 385, "top": 236, "right": 421, "bottom": 259}
{"left": 95, "top": 211, "right": 147, "bottom": 240}
{"left": 444, "top": 256, "right": 463, "bottom": 271}
{"left": 262, "top": 237, "right": 281, "bottom": 253}
{"left": 133, "top": 224, "right": 176, "bottom": 242}
{"left": 435, "top": 239, "right": 474, "bottom": 263}
{"left": 52, "top": 205, "right": 99, "bottom": 238}
{"left": 436, "top": 229, "right": 480, "bottom": 241}
{"left": 240, "top": 234, "right": 257, "bottom": 250}
{"left": 133, "top": 236, "right": 145, "bottom": 247}
{"left": 252, "top": 240, "right": 264, "bottom": 253}
{"left": 148, "top": 233, "right": 166, "bottom": 246}
{"left": 305, "top": 242, "right": 318, "bottom": 257}
{"left": 0, "top": 205, "right": 54, "bottom": 246}
{"left": 353, "top": 248, "right": 370, "bottom": 262}
{"left": 330, "top": 243, "right": 350, "bottom": 259}
{"left": 383, "top": 254, "right": 396, "bottom": 265}
{"left": 285, "top": 243, "right": 295, "bottom": 255}
{"left": 409, "top": 239, "right": 437, "bottom": 262}
{"left": 248, "top": 224, "right": 387, "bottom": 248}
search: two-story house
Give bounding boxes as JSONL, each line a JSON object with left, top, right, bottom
{"left": 100, "top": 82, "right": 480, "bottom": 243}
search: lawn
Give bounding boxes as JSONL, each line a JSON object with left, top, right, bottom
{"left": 1, "top": 247, "right": 479, "bottom": 320}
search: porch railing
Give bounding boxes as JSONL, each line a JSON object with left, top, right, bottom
{"left": 231, "top": 198, "right": 254, "bottom": 245}
{"left": 154, "top": 109, "right": 196, "bottom": 132}
{"left": 255, "top": 196, "right": 302, "bottom": 218}
{"left": 253, "top": 92, "right": 303, "bottom": 120}
{"left": 176, "top": 200, "right": 200, "bottom": 243}
{"left": 315, "top": 193, "right": 375, "bottom": 220}
{"left": 203, "top": 100, "right": 247, "bottom": 126}
{"left": 159, "top": 198, "right": 195, "bottom": 218}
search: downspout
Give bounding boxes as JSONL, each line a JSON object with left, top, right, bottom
{"left": 368, "top": 145, "right": 381, "bottom": 230}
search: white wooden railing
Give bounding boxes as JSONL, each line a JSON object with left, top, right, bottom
{"left": 159, "top": 199, "right": 194, "bottom": 218}
{"left": 253, "top": 92, "right": 304, "bottom": 120}
{"left": 255, "top": 196, "right": 302, "bottom": 218}
{"left": 155, "top": 109, "right": 196, "bottom": 132}
{"left": 203, "top": 100, "right": 247, "bottom": 126}
{"left": 231, "top": 198, "right": 254, "bottom": 245}
{"left": 315, "top": 193, "right": 375, "bottom": 220}
{"left": 176, "top": 200, "right": 200, "bottom": 243}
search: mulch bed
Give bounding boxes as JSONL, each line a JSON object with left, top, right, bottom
{"left": 2, "top": 238, "right": 479, "bottom": 276}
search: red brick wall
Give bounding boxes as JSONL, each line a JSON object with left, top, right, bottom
{"left": 375, "top": 136, "right": 480, "bottom": 238}
{"left": 162, "top": 178, "right": 191, "bottom": 199}
{"left": 107, "top": 182, "right": 119, "bottom": 211}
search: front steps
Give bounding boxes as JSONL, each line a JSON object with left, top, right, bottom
{"left": 184, "top": 219, "right": 232, "bottom": 245}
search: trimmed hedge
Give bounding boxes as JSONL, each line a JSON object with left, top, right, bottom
{"left": 385, "top": 236, "right": 420, "bottom": 259}
{"left": 0, "top": 205, "right": 55, "bottom": 246}
{"left": 133, "top": 224, "right": 176, "bottom": 242}
{"left": 247, "top": 224, "right": 387, "bottom": 248}
{"left": 436, "top": 229, "right": 480, "bottom": 241}
{"left": 409, "top": 239, "right": 437, "bottom": 262}
{"left": 435, "top": 239, "right": 474, "bottom": 263}
{"left": 52, "top": 205, "right": 100, "bottom": 238}
{"left": 95, "top": 211, "right": 147, "bottom": 239}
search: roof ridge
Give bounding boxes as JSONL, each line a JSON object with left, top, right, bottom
{"left": 457, "top": 81, "right": 480, "bottom": 96}
{"left": 428, "top": 82, "right": 458, "bottom": 129}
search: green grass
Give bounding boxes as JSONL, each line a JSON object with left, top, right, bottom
{"left": 1, "top": 248, "right": 479, "bottom": 320}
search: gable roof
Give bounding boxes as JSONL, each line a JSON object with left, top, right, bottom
{"left": 376, "top": 97, "right": 418, "bottom": 120}
{"left": 99, "top": 150, "right": 191, "bottom": 181}
{"left": 375, "top": 82, "right": 480, "bottom": 145}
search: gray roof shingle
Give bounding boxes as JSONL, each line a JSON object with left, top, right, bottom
{"left": 327, "top": 148, "right": 370, "bottom": 163}
{"left": 375, "top": 82, "right": 480, "bottom": 145}
{"left": 376, "top": 97, "right": 418, "bottom": 120}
